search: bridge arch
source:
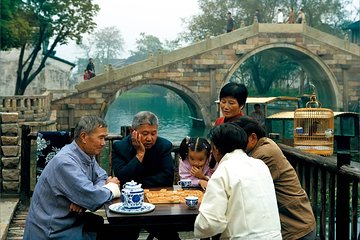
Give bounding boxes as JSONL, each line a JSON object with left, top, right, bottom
{"left": 99, "top": 79, "right": 212, "bottom": 126}
{"left": 225, "top": 43, "right": 342, "bottom": 109}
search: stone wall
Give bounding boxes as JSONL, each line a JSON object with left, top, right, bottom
{"left": 0, "top": 94, "right": 57, "bottom": 194}
{"left": 0, "top": 113, "right": 20, "bottom": 193}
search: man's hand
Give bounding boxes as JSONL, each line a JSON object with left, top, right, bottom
{"left": 131, "top": 130, "right": 145, "bottom": 162}
{"left": 104, "top": 176, "right": 121, "bottom": 198}
{"left": 106, "top": 176, "right": 120, "bottom": 187}
{"left": 69, "top": 203, "right": 85, "bottom": 214}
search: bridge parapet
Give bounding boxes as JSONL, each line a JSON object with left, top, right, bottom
{"left": 303, "top": 26, "right": 360, "bottom": 56}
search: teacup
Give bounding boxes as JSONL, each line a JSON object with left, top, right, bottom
{"left": 178, "top": 179, "right": 192, "bottom": 188}
{"left": 185, "top": 196, "right": 198, "bottom": 209}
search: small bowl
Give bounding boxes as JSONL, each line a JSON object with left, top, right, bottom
{"left": 185, "top": 196, "right": 198, "bottom": 209}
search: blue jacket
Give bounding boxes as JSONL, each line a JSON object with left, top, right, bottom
{"left": 24, "top": 141, "right": 112, "bottom": 240}
{"left": 112, "top": 136, "right": 174, "bottom": 188}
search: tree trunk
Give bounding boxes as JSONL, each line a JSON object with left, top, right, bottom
{"left": 15, "top": 44, "right": 26, "bottom": 95}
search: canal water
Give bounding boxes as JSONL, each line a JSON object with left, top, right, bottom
{"left": 104, "top": 92, "right": 210, "bottom": 145}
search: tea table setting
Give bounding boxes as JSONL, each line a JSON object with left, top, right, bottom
{"left": 105, "top": 179, "right": 202, "bottom": 231}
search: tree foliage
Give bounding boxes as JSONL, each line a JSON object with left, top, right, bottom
{"left": 182, "top": 0, "right": 353, "bottom": 42}
{"left": 232, "top": 51, "right": 301, "bottom": 95}
{"left": 93, "top": 26, "right": 124, "bottom": 65}
{"left": 0, "top": 0, "right": 32, "bottom": 50}
{"left": 125, "top": 33, "right": 165, "bottom": 65}
{"left": 1, "top": 0, "right": 99, "bottom": 95}
{"left": 181, "top": 0, "right": 355, "bottom": 96}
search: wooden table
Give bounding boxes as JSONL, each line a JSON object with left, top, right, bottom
{"left": 105, "top": 186, "right": 200, "bottom": 232}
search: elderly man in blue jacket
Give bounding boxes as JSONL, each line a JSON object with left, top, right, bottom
{"left": 24, "top": 116, "right": 120, "bottom": 240}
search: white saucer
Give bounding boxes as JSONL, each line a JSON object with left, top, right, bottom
{"left": 109, "top": 202, "right": 155, "bottom": 214}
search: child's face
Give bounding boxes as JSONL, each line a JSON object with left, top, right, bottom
{"left": 220, "top": 96, "right": 241, "bottom": 118}
{"left": 188, "top": 149, "right": 207, "bottom": 168}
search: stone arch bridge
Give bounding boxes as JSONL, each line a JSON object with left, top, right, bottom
{"left": 52, "top": 23, "right": 360, "bottom": 130}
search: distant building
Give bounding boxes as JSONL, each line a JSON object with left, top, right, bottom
{"left": 343, "top": 20, "right": 360, "bottom": 45}
{"left": 0, "top": 49, "right": 76, "bottom": 98}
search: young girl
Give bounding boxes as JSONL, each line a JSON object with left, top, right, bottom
{"left": 178, "top": 137, "right": 217, "bottom": 190}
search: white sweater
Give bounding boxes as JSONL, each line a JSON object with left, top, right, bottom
{"left": 194, "top": 149, "right": 282, "bottom": 239}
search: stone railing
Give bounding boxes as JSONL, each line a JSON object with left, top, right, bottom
{"left": 0, "top": 93, "right": 52, "bottom": 122}
{"left": 1, "top": 93, "right": 57, "bottom": 194}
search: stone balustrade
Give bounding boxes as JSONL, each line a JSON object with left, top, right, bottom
{"left": 1, "top": 93, "right": 56, "bottom": 194}
{"left": 0, "top": 93, "right": 52, "bottom": 122}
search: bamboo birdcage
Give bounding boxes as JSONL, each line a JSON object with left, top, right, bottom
{"left": 293, "top": 94, "right": 334, "bottom": 156}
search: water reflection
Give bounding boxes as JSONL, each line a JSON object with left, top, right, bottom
{"left": 104, "top": 94, "right": 209, "bottom": 144}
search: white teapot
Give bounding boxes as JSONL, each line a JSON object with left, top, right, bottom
{"left": 121, "top": 180, "right": 144, "bottom": 209}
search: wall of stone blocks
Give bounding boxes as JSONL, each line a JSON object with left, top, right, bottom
{"left": 0, "top": 112, "right": 21, "bottom": 193}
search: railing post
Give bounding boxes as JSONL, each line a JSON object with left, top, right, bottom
{"left": 20, "top": 125, "right": 31, "bottom": 205}
{"left": 336, "top": 151, "right": 351, "bottom": 239}
{"left": 120, "top": 126, "right": 131, "bottom": 137}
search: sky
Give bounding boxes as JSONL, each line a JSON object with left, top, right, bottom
{"left": 55, "top": 0, "right": 200, "bottom": 62}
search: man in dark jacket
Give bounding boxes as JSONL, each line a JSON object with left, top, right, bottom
{"left": 112, "top": 111, "right": 174, "bottom": 187}
{"left": 112, "top": 111, "right": 179, "bottom": 239}
{"left": 226, "top": 11, "right": 234, "bottom": 33}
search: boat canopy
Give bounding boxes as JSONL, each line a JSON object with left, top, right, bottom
{"left": 246, "top": 96, "right": 299, "bottom": 104}
{"left": 266, "top": 111, "right": 359, "bottom": 119}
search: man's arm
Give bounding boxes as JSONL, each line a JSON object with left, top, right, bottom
{"left": 112, "top": 138, "right": 145, "bottom": 184}
{"left": 53, "top": 158, "right": 114, "bottom": 212}
{"left": 250, "top": 140, "right": 281, "bottom": 181}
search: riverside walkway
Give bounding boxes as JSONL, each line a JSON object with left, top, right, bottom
{"left": 2, "top": 199, "right": 196, "bottom": 240}
{"left": 1, "top": 131, "right": 359, "bottom": 239}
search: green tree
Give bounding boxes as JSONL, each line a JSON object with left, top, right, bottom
{"left": 126, "top": 33, "right": 164, "bottom": 64}
{"left": 1, "top": 0, "right": 99, "bottom": 95}
{"left": 182, "top": 0, "right": 353, "bottom": 41}
{"left": 231, "top": 51, "right": 300, "bottom": 95}
{"left": 0, "top": 0, "right": 32, "bottom": 50}
{"left": 181, "top": 0, "right": 354, "bottom": 95}
{"left": 93, "top": 26, "right": 124, "bottom": 65}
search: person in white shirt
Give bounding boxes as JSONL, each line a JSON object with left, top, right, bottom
{"left": 277, "top": 9, "right": 284, "bottom": 23}
{"left": 194, "top": 123, "right": 282, "bottom": 240}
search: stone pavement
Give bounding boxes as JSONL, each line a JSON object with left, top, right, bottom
{"left": 0, "top": 198, "right": 19, "bottom": 240}
{"left": 0, "top": 198, "right": 198, "bottom": 240}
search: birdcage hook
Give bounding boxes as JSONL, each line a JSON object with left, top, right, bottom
{"left": 306, "top": 91, "right": 322, "bottom": 108}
